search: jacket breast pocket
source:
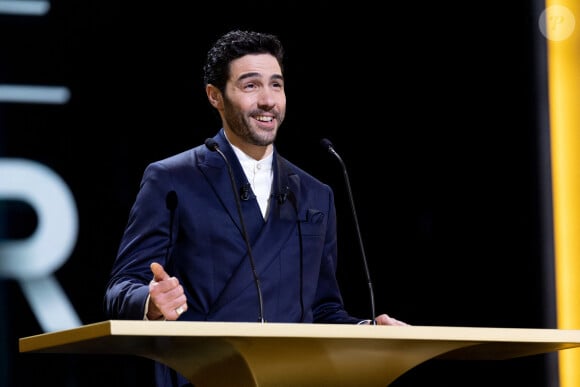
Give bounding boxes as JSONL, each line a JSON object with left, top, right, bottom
{"left": 299, "top": 209, "right": 325, "bottom": 236}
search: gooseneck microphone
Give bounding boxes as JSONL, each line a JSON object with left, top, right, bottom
{"left": 320, "top": 138, "right": 377, "bottom": 325}
{"left": 204, "top": 138, "right": 266, "bottom": 323}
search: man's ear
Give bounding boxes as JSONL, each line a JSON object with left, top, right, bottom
{"left": 206, "top": 84, "right": 222, "bottom": 109}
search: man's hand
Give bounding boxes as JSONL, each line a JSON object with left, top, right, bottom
{"left": 374, "top": 313, "right": 409, "bottom": 326}
{"left": 148, "top": 262, "right": 188, "bottom": 320}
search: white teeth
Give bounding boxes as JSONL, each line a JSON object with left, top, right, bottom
{"left": 256, "top": 116, "right": 273, "bottom": 122}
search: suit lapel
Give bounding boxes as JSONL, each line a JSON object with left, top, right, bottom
{"left": 198, "top": 131, "right": 250, "bottom": 236}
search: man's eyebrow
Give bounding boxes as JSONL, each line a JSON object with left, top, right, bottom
{"left": 238, "top": 72, "right": 261, "bottom": 81}
{"left": 237, "top": 73, "right": 284, "bottom": 82}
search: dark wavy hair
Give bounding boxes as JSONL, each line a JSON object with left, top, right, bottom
{"left": 203, "top": 30, "right": 285, "bottom": 93}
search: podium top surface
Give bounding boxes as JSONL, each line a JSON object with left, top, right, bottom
{"left": 19, "top": 320, "right": 580, "bottom": 354}
{"left": 18, "top": 321, "right": 580, "bottom": 387}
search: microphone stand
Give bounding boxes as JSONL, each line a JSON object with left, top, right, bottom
{"left": 205, "top": 139, "right": 266, "bottom": 323}
{"left": 321, "top": 138, "right": 377, "bottom": 325}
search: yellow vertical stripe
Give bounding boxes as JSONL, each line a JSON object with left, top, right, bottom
{"left": 546, "top": 1, "right": 580, "bottom": 386}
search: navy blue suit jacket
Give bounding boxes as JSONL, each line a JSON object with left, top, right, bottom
{"left": 104, "top": 129, "right": 362, "bottom": 386}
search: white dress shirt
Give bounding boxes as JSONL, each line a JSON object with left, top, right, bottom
{"left": 231, "top": 145, "right": 274, "bottom": 219}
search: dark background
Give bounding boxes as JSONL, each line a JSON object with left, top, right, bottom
{"left": 1, "top": 0, "right": 559, "bottom": 386}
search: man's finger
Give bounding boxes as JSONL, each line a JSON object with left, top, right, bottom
{"left": 150, "top": 262, "right": 170, "bottom": 282}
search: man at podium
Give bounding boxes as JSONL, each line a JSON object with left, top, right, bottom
{"left": 104, "top": 29, "right": 407, "bottom": 387}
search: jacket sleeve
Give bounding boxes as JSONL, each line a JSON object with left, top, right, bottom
{"left": 103, "top": 161, "right": 176, "bottom": 319}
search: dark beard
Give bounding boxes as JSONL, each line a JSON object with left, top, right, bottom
{"left": 223, "top": 98, "right": 277, "bottom": 146}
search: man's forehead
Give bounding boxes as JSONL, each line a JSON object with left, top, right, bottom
{"left": 230, "top": 54, "right": 282, "bottom": 78}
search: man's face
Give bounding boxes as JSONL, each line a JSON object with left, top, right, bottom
{"left": 221, "top": 53, "right": 286, "bottom": 147}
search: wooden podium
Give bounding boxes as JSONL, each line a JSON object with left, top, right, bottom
{"left": 18, "top": 320, "right": 580, "bottom": 386}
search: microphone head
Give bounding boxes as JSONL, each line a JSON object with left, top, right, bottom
{"left": 320, "top": 138, "right": 334, "bottom": 151}
{"left": 205, "top": 138, "right": 219, "bottom": 151}
{"left": 240, "top": 184, "right": 251, "bottom": 201}
{"left": 277, "top": 186, "right": 289, "bottom": 205}
{"left": 166, "top": 190, "right": 178, "bottom": 211}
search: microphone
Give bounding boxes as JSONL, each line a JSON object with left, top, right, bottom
{"left": 276, "top": 185, "right": 289, "bottom": 205}
{"left": 165, "top": 190, "right": 178, "bottom": 265}
{"left": 240, "top": 183, "right": 251, "bottom": 201}
{"left": 204, "top": 138, "right": 266, "bottom": 323}
{"left": 320, "top": 138, "right": 377, "bottom": 325}
{"left": 166, "top": 190, "right": 178, "bottom": 215}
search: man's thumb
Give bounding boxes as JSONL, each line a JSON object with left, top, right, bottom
{"left": 150, "top": 262, "right": 170, "bottom": 282}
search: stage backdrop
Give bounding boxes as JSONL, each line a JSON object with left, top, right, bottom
{"left": 0, "top": 1, "right": 563, "bottom": 386}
